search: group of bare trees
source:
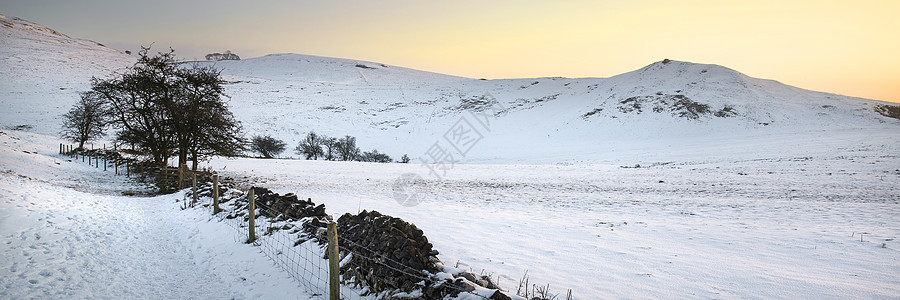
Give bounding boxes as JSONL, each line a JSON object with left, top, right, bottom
{"left": 295, "top": 132, "right": 361, "bottom": 161}
{"left": 61, "top": 47, "right": 244, "bottom": 171}
{"left": 249, "top": 131, "right": 400, "bottom": 163}
{"left": 295, "top": 131, "right": 397, "bottom": 162}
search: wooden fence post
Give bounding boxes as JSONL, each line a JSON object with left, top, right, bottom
{"left": 327, "top": 221, "right": 340, "bottom": 300}
{"left": 248, "top": 188, "right": 256, "bottom": 243}
{"left": 192, "top": 173, "right": 198, "bottom": 207}
{"left": 213, "top": 175, "right": 220, "bottom": 214}
{"left": 179, "top": 163, "right": 185, "bottom": 189}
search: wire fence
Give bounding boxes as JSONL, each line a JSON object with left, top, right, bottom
{"left": 191, "top": 181, "right": 377, "bottom": 299}
{"left": 252, "top": 200, "right": 331, "bottom": 297}
{"left": 188, "top": 181, "right": 501, "bottom": 300}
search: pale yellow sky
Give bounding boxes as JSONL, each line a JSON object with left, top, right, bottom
{"left": 3, "top": 0, "right": 898, "bottom": 102}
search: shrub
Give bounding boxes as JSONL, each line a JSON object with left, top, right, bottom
{"left": 250, "top": 135, "right": 286, "bottom": 158}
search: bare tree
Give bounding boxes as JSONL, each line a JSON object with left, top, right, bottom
{"left": 91, "top": 47, "right": 244, "bottom": 169}
{"left": 250, "top": 135, "right": 285, "bottom": 158}
{"left": 172, "top": 64, "right": 244, "bottom": 170}
{"left": 295, "top": 131, "right": 324, "bottom": 160}
{"left": 321, "top": 136, "right": 338, "bottom": 161}
{"left": 61, "top": 91, "right": 107, "bottom": 150}
{"left": 92, "top": 47, "right": 179, "bottom": 166}
{"left": 335, "top": 135, "right": 360, "bottom": 161}
{"left": 360, "top": 149, "right": 392, "bottom": 163}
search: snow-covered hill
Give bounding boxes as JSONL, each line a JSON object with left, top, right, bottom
{"left": 0, "top": 14, "right": 134, "bottom": 134}
{"left": 206, "top": 55, "right": 898, "bottom": 164}
{"left": 1, "top": 14, "right": 898, "bottom": 165}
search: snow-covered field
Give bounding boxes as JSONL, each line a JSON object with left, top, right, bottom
{"left": 202, "top": 129, "right": 899, "bottom": 298}
{"left": 3, "top": 127, "right": 897, "bottom": 299}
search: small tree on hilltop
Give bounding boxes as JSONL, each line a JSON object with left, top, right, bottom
{"left": 250, "top": 135, "right": 285, "bottom": 158}
{"left": 61, "top": 91, "right": 107, "bottom": 150}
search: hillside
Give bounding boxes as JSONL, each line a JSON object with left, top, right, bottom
{"left": 1, "top": 14, "right": 898, "bottom": 165}
{"left": 0, "top": 14, "right": 134, "bottom": 134}
{"left": 208, "top": 55, "right": 898, "bottom": 164}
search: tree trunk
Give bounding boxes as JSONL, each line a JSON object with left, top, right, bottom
{"left": 178, "top": 149, "right": 187, "bottom": 173}
{"left": 190, "top": 149, "right": 199, "bottom": 171}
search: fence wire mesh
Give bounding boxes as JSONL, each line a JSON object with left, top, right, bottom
{"left": 253, "top": 201, "right": 330, "bottom": 298}
{"left": 192, "top": 183, "right": 375, "bottom": 299}
{"left": 194, "top": 180, "right": 504, "bottom": 300}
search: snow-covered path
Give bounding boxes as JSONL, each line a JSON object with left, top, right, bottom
{"left": 1, "top": 177, "right": 216, "bottom": 298}
{"left": 0, "top": 131, "right": 315, "bottom": 299}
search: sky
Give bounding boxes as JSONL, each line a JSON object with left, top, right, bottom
{"left": 2, "top": 0, "right": 898, "bottom": 102}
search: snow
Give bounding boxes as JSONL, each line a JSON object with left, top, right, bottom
{"left": 0, "top": 130, "right": 317, "bottom": 299}
{"left": 0, "top": 14, "right": 134, "bottom": 136}
{"left": 2, "top": 14, "right": 899, "bottom": 299}
{"left": 199, "top": 141, "right": 899, "bottom": 298}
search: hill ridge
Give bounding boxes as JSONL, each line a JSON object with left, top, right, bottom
{"left": 1, "top": 15, "right": 897, "bottom": 164}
